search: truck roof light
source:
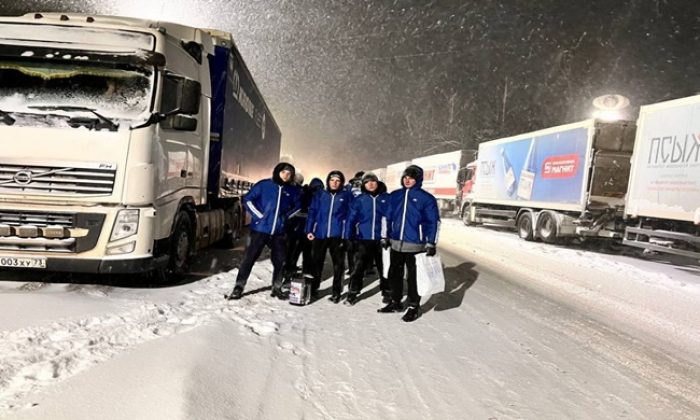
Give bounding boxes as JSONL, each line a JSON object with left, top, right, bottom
{"left": 60, "top": 15, "right": 69, "bottom": 21}
{"left": 34, "top": 13, "right": 43, "bottom": 19}
{"left": 86, "top": 17, "right": 95, "bottom": 23}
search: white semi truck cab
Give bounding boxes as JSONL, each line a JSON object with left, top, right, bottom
{"left": 0, "top": 13, "right": 281, "bottom": 277}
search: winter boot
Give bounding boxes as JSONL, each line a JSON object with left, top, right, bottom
{"left": 381, "top": 292, "right": 392, "bottom": 304}
{"left": 345, "top": 293, "right": 358, "bottom": 306}
{"left": 402, "top": 306, "right": 422, "bottom": 322}
{"left": 329, "top": 294, "right": 341, "bottom": 304}
{"left": 377, "top": 300, "right": 403, "bottom": 313}
{"left": 271, "top": 285, "right": 286, "bottom": 299}
{"left": 226, "top": 286, "right": 243, "bottom": 300}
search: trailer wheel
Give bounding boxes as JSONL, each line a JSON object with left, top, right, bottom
{"left": 517, "top": 212, "right": 534, "bottom": 241}
{"left": 537, "top": 212, "right": 558, "bottom": 244}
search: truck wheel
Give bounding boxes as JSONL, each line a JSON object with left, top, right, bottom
{"left": 461, "top": 205, "right": 472, "bottom": 226}
{"left": 517, "top": 212, "right": 534, "bottom": 241}
{"left": 156, "top": 211, "right": 193, "bottom": 282}
{"left": 537, "top": 212, "right": 558, "bottom": 244}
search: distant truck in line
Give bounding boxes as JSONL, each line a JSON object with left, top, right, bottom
{"left": 461, "top": 119, "right": 636, "bottom": 243}
{"left": 459, "top": 94, "right": 700, "bottom": 259}
{"left": 369, "top": 150, "right": 475, "bottom": 214}
{"left": 0, "top": 13, "right": 281, "bottom": 278}
{"left": 622, "top": 95, "right": 700, "bottom": 258}
{"left": 410, "top": 150, "right": 474, "bottom": 214}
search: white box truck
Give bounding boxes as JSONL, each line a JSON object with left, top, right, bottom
{"left": 0, "top": 13, "right": 280, "bottom": 278}
{"left": 463, "top": 119, "right": 636, "bottom": 243}
{"left": 411, "top": 149, "right": 474, "bottom": 213}
{"left": 385, "top": 161, "right": 411, "bottom": 191}
{"left": 368, "top": 167, "right": 387, "bottom": 183}
{"left": 623, "top": 95, "right": 700, "bottom": 258}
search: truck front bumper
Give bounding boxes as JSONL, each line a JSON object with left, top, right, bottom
{"left": 1, "top": 254, "right": 169, "bottom": 274}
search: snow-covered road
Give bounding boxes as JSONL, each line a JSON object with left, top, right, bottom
{"left": 1, "top": 220, "right": 699, "bottom": 419}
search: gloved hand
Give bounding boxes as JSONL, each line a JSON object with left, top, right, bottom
{"left": 425, "top": 244, "right": 437, "bottom": 257}
{"left": 380, "top": 238, "right": 391, "bottom": 250}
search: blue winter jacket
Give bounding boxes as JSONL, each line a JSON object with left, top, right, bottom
{"left": 387, "top": 167, "right": 440, "bottom": 247}
{"left": 244, "top": 167, "right": 301, "bottom": 236}
{"left": 306, "top": 189, "right": 353, "bottom": 239}
{"left": 345, "top": 192, "right": 389, "bottom": 240}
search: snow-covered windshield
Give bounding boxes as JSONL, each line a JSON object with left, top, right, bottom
{"left": 0, "top": 60, "right": 153, "bottom": 121}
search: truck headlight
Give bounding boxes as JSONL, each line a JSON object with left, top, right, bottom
{"left": 110, "top": 209, "right": 139, "bottom": 241}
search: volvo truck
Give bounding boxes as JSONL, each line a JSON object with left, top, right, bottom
{"left": 0, "top": 13, "right": 281, "bottom": 278}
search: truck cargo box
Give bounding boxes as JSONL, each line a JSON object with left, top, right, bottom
{"left": 385, "top": 161, "right": 411, "bottom": 191}
{"left": 208, "top": 38, "right": 281, "bottom": 197}
{"left": 473, "top": 120, "right": 634, "bottom": 213}
{"left": 625, "top": 95, "right": 700, "bottom": 224}
{"left": 411, "top": 150, "right": 472, "bottom": 200}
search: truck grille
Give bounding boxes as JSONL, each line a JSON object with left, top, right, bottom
{"left": 0, "top": 163, "right": 116, "bottom": 196}
{"left": 0, "top": 210, "right": 73, "bottom": 227}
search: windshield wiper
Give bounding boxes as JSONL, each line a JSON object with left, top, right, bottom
{"left": 0, "top": 109, "right": 15, "bottom": 126}
{"left": 27, "top": 106, "right": 119, "bottom": 130}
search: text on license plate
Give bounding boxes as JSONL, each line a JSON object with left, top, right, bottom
{"left": 0, "top": 256, "right": 47, "bottom": 269}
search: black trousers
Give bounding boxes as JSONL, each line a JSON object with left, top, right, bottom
{"left": 235, "top": 230, "right": 286, "bottom": 289}
{"left": 284, "top": 234, "right": 302, "bottom": 276}
{"left": 348, "top": 240, "right": 389, "bottom": 295}
{"left": 389, "top": 249, "right": 420, "bottom": 307}
{"left": 312, "top": 237, "right": 346, "bottom": 297}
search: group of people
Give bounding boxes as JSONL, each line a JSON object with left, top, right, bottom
{"left": 226, "top": 161, "right": 440, "bottom": 323}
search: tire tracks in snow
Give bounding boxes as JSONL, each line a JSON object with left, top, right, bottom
{"left": 0, "top": 261, "right": 287, "bottom": 417}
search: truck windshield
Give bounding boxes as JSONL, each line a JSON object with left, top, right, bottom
{"left": 0, "top": 60, "right": 153, "bottom": 122}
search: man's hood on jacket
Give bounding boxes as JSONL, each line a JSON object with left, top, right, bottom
{"left": 402, "top": 165, "right": 424, "bottom": 189}
{"left": 326, "top": 170, "right": 346, "bottom": 192}
{"left": 309, "top": 177, "right": 324, "bottom": 192}
{"left": 360, "top": 172, "right": 381, "bottom": 196}
{"left": 272, "top": 162, "right": 296, "bottom": 185}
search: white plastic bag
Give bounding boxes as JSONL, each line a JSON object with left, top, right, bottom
{"left": 416, "top": 253, "right": 445, "bottom": 296}
{"left": 382, "top": 248, "right": 391, "bottom": 279}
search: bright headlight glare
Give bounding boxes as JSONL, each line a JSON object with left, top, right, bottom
{"left": 106, "top": 241, "right": 136, "bottom": 255}
{"left": 110, "top": 209, "right": 139, "bottom": 241}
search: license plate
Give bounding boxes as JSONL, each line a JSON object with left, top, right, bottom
{"left": 0, "top": 256, "right": 47, "bottom": 269}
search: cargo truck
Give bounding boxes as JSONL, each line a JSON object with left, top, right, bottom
{"left": 384, "top": 161, "right": 411, "bottom": 190}
{"left": 0, "top": 13, "right": 280, "bottom": 278}
{"left": 411, "top": 149, "right": 474, "bottom": 214}
{"left": 623, "top": 95, "right": 700, "bottom": 258}
{"left": 462, "top": 119, "right": 636, "bottom": 243}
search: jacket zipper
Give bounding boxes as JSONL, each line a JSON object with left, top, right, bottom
{"left": 371, "top": 196, "right": 377, "bottom": 240}
{"left": 399, "top": 189, "right": 409, "bottom": 241}
{"left": 327, "top": 193, "right": 336, "bottom": 238}
{"left": 270, "top": 185, "right": 282, "bottom": 234}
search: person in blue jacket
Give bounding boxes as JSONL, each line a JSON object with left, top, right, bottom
{"left": 227, "top": 162, "right": 301, "bottom": 300}
{"left": 283, "top": 176, "right": 324, "bottom": 284}
{"left": 378, "top": 165, "right": 440, "bottom": 322}
{"left": 343, "top": 172, "right": 390, "bottom": 305}
{"left": 306, "top": 170, "right": 353, "bottom": 303}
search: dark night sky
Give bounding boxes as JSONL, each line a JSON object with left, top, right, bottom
{"left": 2, "top": 1, "right": 699, "bottom": 178}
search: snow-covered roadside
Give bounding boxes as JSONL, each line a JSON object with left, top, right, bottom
{"left": 1, "top": 222, "right": 699, "bottom": 419}
{"left": 439, "top": 219, "right": 700, "bottom": 362}
{"left": 0, "top": 263, "right": 287, "bottom": 417}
